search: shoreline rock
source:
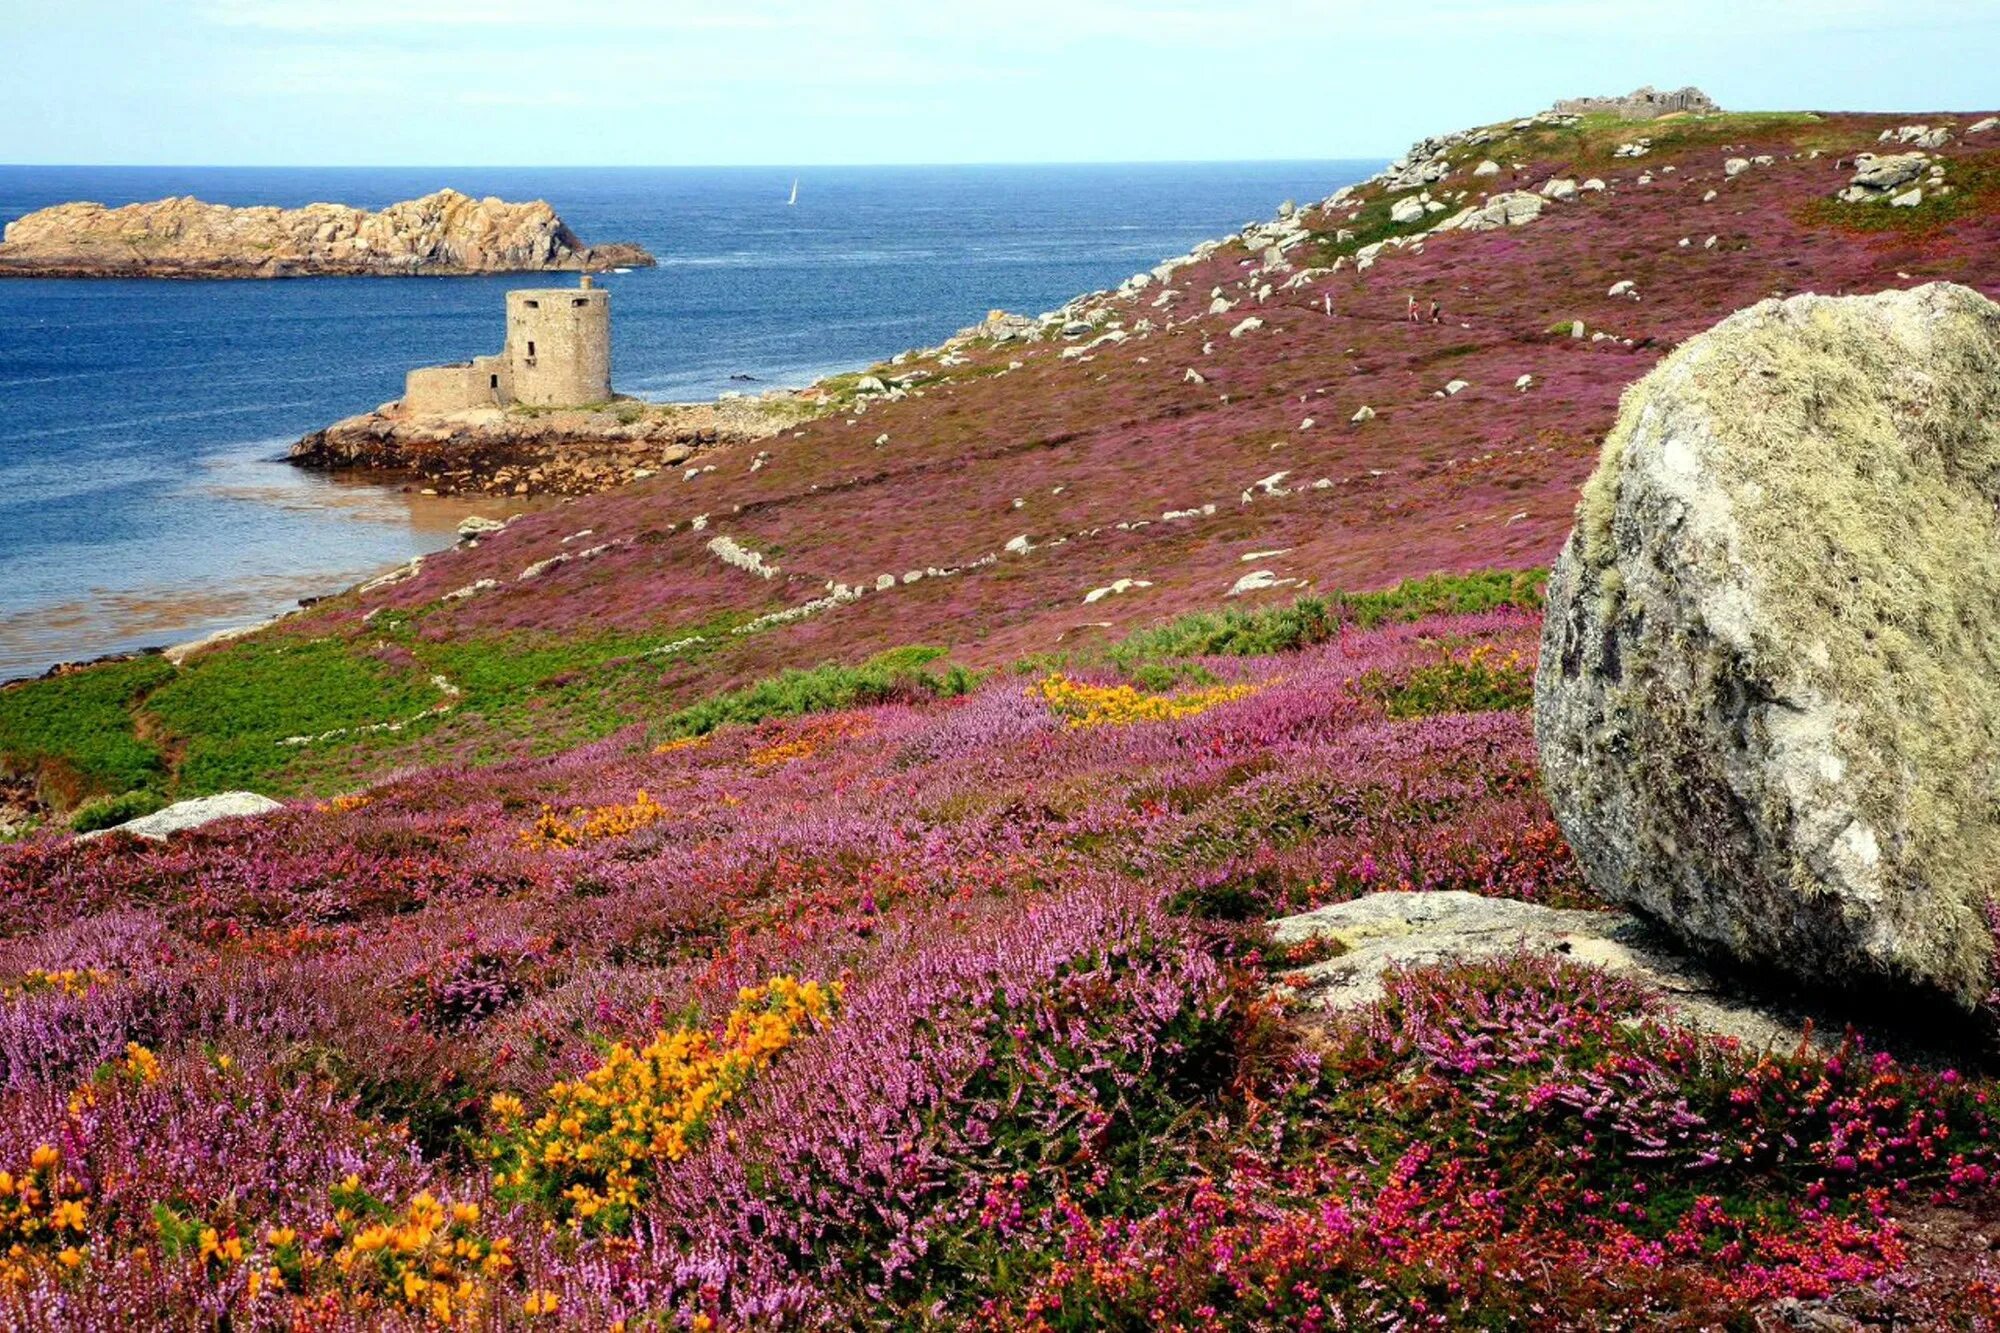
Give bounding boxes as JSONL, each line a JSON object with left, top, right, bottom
{"left": 0, "top": 189, "right": 654, "bottom": 279}
{"left": 288, "top": 396, "right": 813, "bottom": 498}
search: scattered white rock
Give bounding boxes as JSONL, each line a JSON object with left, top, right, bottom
{"left": 441, "top": 579, "right": 499, "bottom": 602}
{"left": 1434, "top": 191, "right": 1545, "bottom": 232}
{"left": 455, "top": 516, "right": 506, "bottom": 541}
{"left": 358, "top": 558, "right": 423, "bottom": 594}
{"left": 1082, "top": 578, "right": 1153, "bottom": 604}
{"left": 516, "top": 553, "right": 570, "bottom": 581}
{"left": 1724, "top": 157, "right": 1750, "bottom": 177}
{"left": 1227, "top": 569, "right": 1297, "bottom": 597}
{"left": 1608, "top": 279, "right": 1637, "bottom": 298}
{"left": 707, "top": 534, "right": 779, "bottom": 580}
{"left": 1442, "top": 379, "right": 1470, "bottom": 396}
{"left": 1515, "top": 373, "right": 1535, "bottom": 391}
{"left": 86, "top": 793, "right": 284, "bottom": 843}
{"left": 1350, "top": 405, "right": 1376, "bottom": 422}
{"left": 1228, "top": 317, "right": 1265, "bottom": 338}
{"left": 1004, "top": 534, "right": 1033, "bottom": 555}
{"left": 1270, "top": 892, "right": 1814, "bottom": 1050}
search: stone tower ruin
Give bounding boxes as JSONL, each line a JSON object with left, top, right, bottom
{"left": 402, "top": 274, "right": 613, "bottom": 414}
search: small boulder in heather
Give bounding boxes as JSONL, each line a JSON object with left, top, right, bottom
{"left": 85, "top": 791, "right": 284, "bottom": 841}
{"left": 1536, "top": 283, "right": 2000, "bottom": 1014}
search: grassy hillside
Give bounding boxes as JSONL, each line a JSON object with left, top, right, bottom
{"left": 7, "top": 109, "right": 1997, "bottom": 823}
{"left": 0, "top": 104, "right": 1997, "bottom": 1326}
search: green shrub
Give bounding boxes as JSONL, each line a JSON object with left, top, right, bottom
{"left": 1340, "top": 569, "right": 1547, "bottom": 628}
{"left": 1111, "top": 598, "right": 1341, "bottom": 665}
{"left": 1111, "top": 571, "right": 1547, "bottom": 670}
{"left": 1366, "top": 645, "right": 1535, "bottom": 719}
{"left": 656, "top": 646, "right": 979, "bottom": 740}
{"left": 69, "top": 788, "right": 167, "bottom": 833}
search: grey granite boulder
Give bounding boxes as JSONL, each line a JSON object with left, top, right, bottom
{"left": 1536, "top": 283, "right": 2000, "bottom": 1011}
{"left": 88, "top": 792, "right": 285, "bottom": 841}
{"left": 1437, "top": 191, "right": 1546, "bottom": 233}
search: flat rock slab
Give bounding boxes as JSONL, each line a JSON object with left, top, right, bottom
{"left": 1271, "top": 890, "right": 1816, "bottom": 1051}
{"left": 87, "top": 792, "right": 284, "bottom": 841}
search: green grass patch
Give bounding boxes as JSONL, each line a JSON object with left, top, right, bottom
{"left": 0, "top": 655, "right": 173, "bottom": 806}
{"left": 1460, "top": 110, "right": 1826, "bottom": 174}
{"left": 1112, "top": 599, "right": 1343, "bottom": 665}
{"left": 141, "top": 636, "right": 446, "bottom": 794}
{"left": 1110, "top": 571, "right": 1548, "bottom": 669}
{"left": 1798, "top": 153, "right": 1997, "bottom": 236}
{"left": 1340, "top": 569, "right": 1548, "bottom": 628}
{"left": 654, "top": 646, "right": 978, "bottom": 740}
{"left": 1307, "top": 194, "right": 1438, "bottom": 266}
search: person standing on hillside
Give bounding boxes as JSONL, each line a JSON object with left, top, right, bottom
{"left": 1406, "top": 293, "right": 1420, "bottom": 324}
{"left": 1429, "top": 298, "right": 1443, "bottom": 325}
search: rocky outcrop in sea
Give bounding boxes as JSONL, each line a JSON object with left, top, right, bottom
{"left": 0, "top": 188, "right": 654, "bottom": 278}
{"left": 289, "top": 397, "right": 808, "bottom": 497}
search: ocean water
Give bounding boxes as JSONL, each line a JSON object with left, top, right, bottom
{"left": 0, "top": 161, "right": 1372, "bottom": 678}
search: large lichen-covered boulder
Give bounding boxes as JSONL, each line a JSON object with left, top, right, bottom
{"left": 1536, "top": 283, "right": 2000, "bottom": 1011}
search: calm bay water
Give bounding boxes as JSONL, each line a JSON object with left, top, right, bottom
{"left": 0, "top": 161, "right": 1372, "bottom": 678}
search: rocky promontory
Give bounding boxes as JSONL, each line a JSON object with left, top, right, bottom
{"left": 289, "top": 396, "right": 814, "bottom": 497}
{"left": 0, "top": 188, "right": 654, "bottom": 278}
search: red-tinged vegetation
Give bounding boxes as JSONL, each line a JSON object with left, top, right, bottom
{"left": 0, "top": 106, "right": 1998, "bottom": 1327}
{"left": 0, "top": 611, "right": 1995, "bottom": 1323}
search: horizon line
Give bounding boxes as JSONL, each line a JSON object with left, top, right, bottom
{"left": 0, "top": 156, "right": 1391, "bottom": 172}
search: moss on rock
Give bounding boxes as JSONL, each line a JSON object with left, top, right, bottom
{"left": 1537, "top": 282, "right": 2000, "bottom": 1014}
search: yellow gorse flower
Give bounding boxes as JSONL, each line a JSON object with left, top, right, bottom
{"left": 1031, "top": 672, "right": 1258, "bottom": 728}
{"left": 519, "top": 790, "right": 669, "bottom": 851}
{"left": 3, "top": 968, "right": 114, "bottom": 1000}
{"left": 121, "top": 1043, "right": 160, "bottom": 1084}
{"left": 329, "top": 1186, "right": 513, "bottom": 1325}
{"left": 488, "top": 976, "right": 839, "bottom": 1230}
{"left": 0, "top": 1144, "right": 90, "bottom": 1285}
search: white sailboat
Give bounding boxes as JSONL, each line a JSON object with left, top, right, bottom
{"left": 787, "top": 177, "right": 799, "bottom": 207}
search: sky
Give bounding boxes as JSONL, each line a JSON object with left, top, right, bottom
{"left": 4, "top": 0, "right": 1998, "bottom": 166}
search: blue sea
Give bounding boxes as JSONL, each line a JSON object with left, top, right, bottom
{"left": 0, "top": 162, "right": 1372, "bottom": 678}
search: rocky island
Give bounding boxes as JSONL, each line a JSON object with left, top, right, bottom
{"left": 290, "top": 396, "right": 811, "bottom": 497}
{"left": 0, "top": 187, "right": 654, "bottom": 278}
{"left": 290, "top": 278, "right": 813, "bottom": 495}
